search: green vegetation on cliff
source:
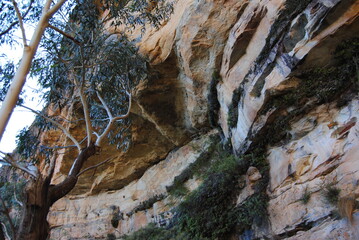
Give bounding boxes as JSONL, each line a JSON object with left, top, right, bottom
{"left": 123, "top": 137, "right": 269, "bottom": 240}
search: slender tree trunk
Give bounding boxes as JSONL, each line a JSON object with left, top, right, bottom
{"left": 0, "top": 0, "right": 68, "bottom": 143}
{"left": 17, "top": 144, "right": 96, "bottom": 240}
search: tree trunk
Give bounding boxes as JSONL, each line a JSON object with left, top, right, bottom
{"left": 17, "top": 144, "right": 96, "bottom": 240}
{"left": 17, "top": 175, "right": 51, "bottom": 240}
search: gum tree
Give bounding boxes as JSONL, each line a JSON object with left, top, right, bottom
{"left": 0, "top": 0, "right": 172, "bottom": 239}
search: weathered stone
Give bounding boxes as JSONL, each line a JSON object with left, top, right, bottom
{"left": 47, "top": 0, "right": 359, "bottom": 238}
{"left": 267, "top": 100, "right": 359, "bottom": 237}
{"left": 48, "top": 131, "right": 217, "bottom": 238}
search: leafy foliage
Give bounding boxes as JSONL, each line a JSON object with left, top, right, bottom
{"left": 128, "top": 194, "right": 166, "bottom": 216}
{"left": 254, "top": 37, "right": 359, "bottom": 147}
{"left": 15, "top": 127, "right": 40, "bottom": 163}
{"left": 107, "top": 233, "right": 116, "bottom": 240}
{"left": 0, "top": 62, "right": 15, "bottom": 101}
{"left": 166, "top": 138, "right": 219, "bottom": 197}
{"left": 0, "top": 171, "right": 26, "bottom": 240}
{"left": 1, "top": 0, "right": 174, "bottom": 150}
{"left": 125, "top": 147, "right": 269, "bottom": 240}
{"left": 122, "top": 223, "right": 189, "bottom": 240}
{"left": 0, "top": 0, "right": 43, "bottom": 45}
{"left": 234, "top": 192, "right": 268, "bottom": 230}
{"left": 174, "top": 150, "right": 268, "bottom": 239}
{"left": 176, "top": 170, "right": 241, "bottom": 239}
{"left": 28, "top": 1, "right": 152, "bottom": 150}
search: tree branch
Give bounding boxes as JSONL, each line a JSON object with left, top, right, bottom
{"left": 19, "top": 104, "right": 81, "bottom": 151}
{"left": 95, "top": 92, "right": 131, "bottom": 147}
{"left": 11, "top": 0, "right": 27, "bottom": 46}
{"left": 40, "top": 144, "right": 77, "bottom": 150}
{"left": 43, "top": 0, "right": 53, "bottom": 14}
{"left": 0, "top": 0, "right": 65, "bottom": 143}
{"left": 0, "top": 197, "right": 16, "bottom": 239}
{"left": 76, "top": 156, "right": 116, "bottom": 177}
{"left": 48, "top": 24, "right": 81, "bottom": 45}
{"left": 0, "top": 0, "right": 34, "bottom": 38}
{"left": 13, "top": 185, "right": 23, "bottom": 207}
{"left": 46, "top": 0, "right": 67, "bottom": 17}
{"left": 49, "top": 144, "right": 96, "bottom": 204}
{"left": 0, "top": 151, "right": 38, "bottom": 178}
{"left": 96, "top": 91, "right": 113, "bottom": 119}
{"left": 78, "top": 47, "right": 93, "bottom": 146}
{"left": 112, "top": 92, "right": 132, "bottom": 121}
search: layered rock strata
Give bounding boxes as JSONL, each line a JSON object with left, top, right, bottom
{"left": 48, "top": 0, "right": 359, "bottom": 239}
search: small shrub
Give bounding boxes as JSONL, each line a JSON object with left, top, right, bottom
{"left": 235, "top": 192, "right": 269, "bottom": 231}
{"left": 323, "top": 185, "right": 341, "bottom": 205}
{"left": 167, "top": 184, "right": 188, "bottom": 197}
{"left": 107, "top": 233, "right": 116, "bottom": 240}
{"left": 125, "top": 143, "right": 270, "bottom": 239}
{"left": 176, "top": 171, "right": 240, "bottom": 239}
{"left": 166, "top": 136, "right": 220, "bottom": 197}
{"left": 300, "top": 188, "right": 311, "bottom": 204}
{"left": 110, "top": 206, "right": 123, "bottom": 228}
{"left": 130, "top": 194, "right": 166, "bottom": 215}
{"left": 121, "top": 223, "right": 183, "bottom": 240}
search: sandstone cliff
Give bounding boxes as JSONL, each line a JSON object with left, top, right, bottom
{"left": 48, "top": 0, "right": 359, "bottom": 239}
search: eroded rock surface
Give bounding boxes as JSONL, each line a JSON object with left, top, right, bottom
{"left": 48, "top": 0, "right": 359, "bottom": 239}
{"left": 49, "top": 132, "right": 217, "bottom": 239}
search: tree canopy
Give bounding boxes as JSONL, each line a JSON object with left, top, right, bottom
{"left": 0, "top": 0, "right": 173, "bottom": 143}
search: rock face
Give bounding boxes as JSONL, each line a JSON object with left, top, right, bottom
{"left": 48, "top": 0, "right": 359, "bottom": 239}
{"left": 48, "top": 132, "right": 217, "bottom": 239}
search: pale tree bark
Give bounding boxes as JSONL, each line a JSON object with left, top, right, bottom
{"left": 95, "top": 91, "right": 132, "bottom": 147}
{"left": 0, "top": 0, "right": 68, "bottom": 143}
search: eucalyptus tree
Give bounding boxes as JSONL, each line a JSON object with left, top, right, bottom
{"left": 0, "top": 0, "right": 172, "bottom": 142}
{"left": 0, "top": 0, "right": 173, "bottom": 239}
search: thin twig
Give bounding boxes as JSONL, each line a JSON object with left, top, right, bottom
{"left": 76, "top": 156, "right": 116, "bottom": 177}
{"left": 77, "top": 47, "right": 93, "bottom": 146}
{"left": 0, "top": 151, "right": 38, "bottom": 178}
{"left": 19, "top": 104, "right": 81, "bottom": 151}
{"left": 48, "top": 24, "right": 82, "bottom": 45}
{"left": 96, "top": 91, "right": 113, "bottom": 119}
{"left": 40, "top": 145, "right": 77, "bottom": 150}
{"left": 0, "top": 0, "right": 34, "bottom": 37}
{"left": 46, "top": 0, "right": 67, "bottom": 17}
{"left": 95, "top": 92, "right": 131, "bottom": 147}
{"left": 13, "top": 185, "right": 23, "bottom": 207}
{"left": 11, "top": 0, "right": 28, "bottom": 46}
